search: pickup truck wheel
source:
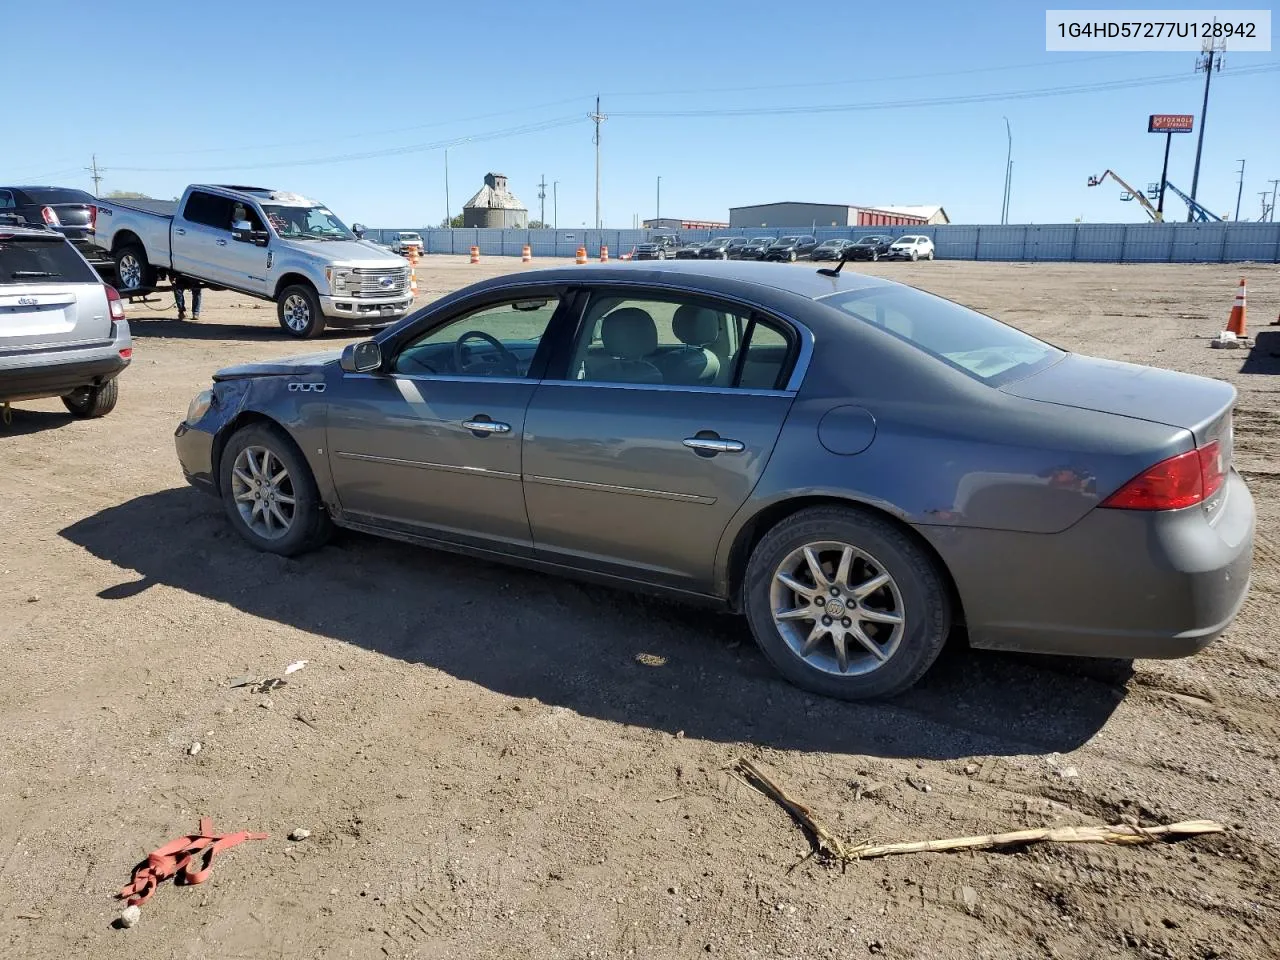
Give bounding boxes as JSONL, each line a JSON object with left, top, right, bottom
{"left": 113, "top": 245, "right": 154, "bottom": 294}
{"left": 62, "top": 379, "right": 118, "bottom": 418}
{"left": 277, "top": 284, "right": 326, "bottom": 339}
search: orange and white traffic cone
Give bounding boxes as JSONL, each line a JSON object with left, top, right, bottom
{"left": 599, "top": 244, "right": 609, "bottom": 263}
{"left": 1225, "top": 277, "right": 1248, "bottom": 337}
{"left": 470, "top": 245, "right": 480, "bottom": 264}
{"left": 575, "top": 246, "right": 587, "bottom": 264}
{"left": 522, "top": 244, "right": 532, "bottom": 263}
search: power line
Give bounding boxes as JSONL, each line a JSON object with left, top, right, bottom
{"left": 610, "top": 63, "right": 1280, "bottom": 119}
{"left": 110, "top": 115, "right": 585, "bottom": 173}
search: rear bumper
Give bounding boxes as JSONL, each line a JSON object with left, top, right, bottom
{"left": 921, "top": 469, "right": 1256, "bottom": 659}
{"left": 0, "top": 322, "right": 132, "bottom": 402}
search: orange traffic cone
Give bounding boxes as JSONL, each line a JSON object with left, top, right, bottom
{"left": 599, "top": 244, "right": 609, "bottom": 263}
{"left": 575, "top": 246, "right": 587, "bottom": 264}
{"left": 1225, "top": 277, "right": 1248, "bottom": 337}
{"left": 470, "top": 245, "right": 480, "bottom": 264}
{"left": 522, "top": 244, "right": 531, "bottom": 263}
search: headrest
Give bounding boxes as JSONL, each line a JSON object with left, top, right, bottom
{"left": 600, "top": 308, "right": 658, "bottom": 359}
{"left": 672, "top": 305, "right": 719, "bottom": 348}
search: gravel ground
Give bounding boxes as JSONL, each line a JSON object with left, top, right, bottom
{"left": 1, "top": 256, "right": 1278, "bottom": 960}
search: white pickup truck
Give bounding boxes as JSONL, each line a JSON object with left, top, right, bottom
{"left": 93, "top": 184, "right": 413, "bottom": 338}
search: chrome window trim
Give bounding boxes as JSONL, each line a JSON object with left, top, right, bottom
{"left": 334, "top": 450, "right": 519, "bottom": 482}
{"left": 525, "top": 474, "right": 716, "bottom": 505}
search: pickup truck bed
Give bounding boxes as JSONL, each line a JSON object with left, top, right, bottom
{"left": 105, "top": 198, "right": 178, "bottom": 218}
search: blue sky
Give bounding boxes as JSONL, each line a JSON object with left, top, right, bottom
{"left": 2, "top": 1, "right": 1276, "bottom": 227}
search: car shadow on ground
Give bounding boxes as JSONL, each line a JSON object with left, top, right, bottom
{"left": 1240, "top": 329, "right": 1280, "bottom": 375}
{"left": 0, "top": 407, "right": 78, "bottom": 437}
{"left": 126, "top": 318, "right": 373, "bottom": 342}
{"left": 59, "top": 488, "right": 1133, "bottom": 761}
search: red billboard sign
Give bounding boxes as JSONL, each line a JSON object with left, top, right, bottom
{"left": 1148, "top": 114, "right": 1194, "bottom": 133}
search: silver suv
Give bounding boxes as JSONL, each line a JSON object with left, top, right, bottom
{"left": 0, "top": 222, "right": 132, "bottom": 418}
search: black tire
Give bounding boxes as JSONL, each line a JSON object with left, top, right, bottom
{"left": 277, "top": 283, "right": 326, "bottom": 339}
{"left": 62, "top": 378, "right": 118, "bottom": 418}
{"left": 113, "top": 244, "right": 155, "bottom": 294}
{"left": 218, "top": 422, "right": 333, "bottom": 556}
{"left": 742, "top": 505, "right": 951, "bottom": 701}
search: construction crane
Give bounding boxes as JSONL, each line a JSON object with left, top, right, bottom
{"left": 1158, "top": 180, "right": 1224, "bottom": 222}
{"left": 1086, "top": 170, "right": 1164, "bottom": 221}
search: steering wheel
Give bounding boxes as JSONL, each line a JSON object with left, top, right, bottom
{"left": 453, "top": 330, "right": 520, "bottom": 376}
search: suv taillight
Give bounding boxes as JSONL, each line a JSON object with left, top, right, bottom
{"left": 105, "top": 284, "right": 126, "bottom": 321}
{"left": 1100, "top": 440, "right": 1225, "bottom": 511}
{"left": 41, "top": 206, "right": 60, "bottom": 226}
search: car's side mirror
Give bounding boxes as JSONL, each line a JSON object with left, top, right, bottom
{"left": 232, "top": 220, "right": 270, "bottom": 246}
{"left": 340, "top": 339, "right": 383, "bottom": 373}
{"left": 352, "top": 222, "right": 366, "bottom": 239}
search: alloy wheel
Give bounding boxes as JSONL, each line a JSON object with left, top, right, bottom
{"left": 118, "top": 254, "right": 142, "bottom": 289}
{"left": 231, "top": 445, "right": 297, "bottom": 540}
{"left": 282, "top": 293, "right": 311, "bottom": 332}
{"left": 769, "top": 540, "right": 906, "bottom": 676}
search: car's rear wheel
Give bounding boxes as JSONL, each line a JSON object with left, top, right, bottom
{"left": 277, "top": 283, "right": 326, "bottom": 339}
{"left": 743, "top": 506, "right": 951, "bottom": 700}
{"left": 62, "top": 379, "right": 118, "bottom": 418}
{"left": 218, "top": 422, "right": 333, "bottom": 556}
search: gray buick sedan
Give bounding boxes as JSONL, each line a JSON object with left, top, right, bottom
{"left": 175, "top": 260, "right": 1254, "bottom": 701}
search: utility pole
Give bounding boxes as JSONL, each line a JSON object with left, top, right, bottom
{"left": 1189, "top": 40, "right": 1225, "bottom": 221}
{"left": 444, "top": 147, "right": 451, "bottom": 228}
{"left": 589, "top": 95, "right": 606, "bottom": 230}
{"left": 1270, "top": 179, "right": 1280, "bottom": 221}
{"left": 538, "top": 174, "right": 546, "bottom": 228}
{"left": 1000, "top": 117, "right": 1012, "bottom": 224}
{"left": 1004, "top": 161, "right": 1014, "bottom": 223}
{"left": 85, "top": 154, "right": 105, "bottom": 196}
{"left": 1260, "top": 191, "right": 1272, "bottom": 221}
{"left": 552, "top": 181, "right": 559, "bottom": 230}
{"left": 656, "top": 175, "right": 662, "bottom": 224}
{"left": 1234, "top": 160, "right": 1246, "bottom": 220}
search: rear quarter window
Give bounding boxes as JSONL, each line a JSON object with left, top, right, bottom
{"left": 0, "top": 236, "right": 98, "bottom": 285}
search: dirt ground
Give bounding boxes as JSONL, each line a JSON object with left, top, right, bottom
{"left": 2, "top": 255, "right": 1279, "bottom": 960}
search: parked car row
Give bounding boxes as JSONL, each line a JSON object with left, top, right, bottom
{"left": 636, "top": 232, "right": 937, "bottom": 264}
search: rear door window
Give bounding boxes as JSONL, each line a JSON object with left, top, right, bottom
{"left": 0, "top": 235, "right": 98, "bottom": 285}
{"left": 183, "top": 191, "right": 235, "bottom": 230}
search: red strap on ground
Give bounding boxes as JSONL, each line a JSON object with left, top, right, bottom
{"left": 118, "top": 817, "right": 269, "bottom": 906}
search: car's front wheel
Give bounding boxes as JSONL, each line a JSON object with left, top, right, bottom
{"left": 277, "top": 284, "right": 326, "bottom": 339}
{"left": 218, "top": 422, "right": 333, "bottom": 556}
{"left": 743, "top": 506, "right": 951, "bottom": 700}
{"left": 926, "top": 249, "right": 935, "bottom": 260}
{"left": 62, "top": 379, "right": 118, "bottom": 418}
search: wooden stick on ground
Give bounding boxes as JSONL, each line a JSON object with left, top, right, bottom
{"left": 733, "top": 758, "right": 1224, "bottom": 864}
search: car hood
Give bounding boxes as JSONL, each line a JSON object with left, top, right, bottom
{"left": 282, "top": 238, "right": 407, "bottom": 267}
{"left": 1000, "top": 353, "right": 1236, "bottom": 444}
{"left": 212, "top": 350, "right": 341, "bottom": 382}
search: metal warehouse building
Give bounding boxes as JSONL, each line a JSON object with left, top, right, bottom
{"left": 729, "top": 202, "right": 949, "bottom": 229}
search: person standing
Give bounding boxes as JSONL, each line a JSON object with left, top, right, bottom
{"left": 173, "top": 274, "right": 202, "bottom": 321}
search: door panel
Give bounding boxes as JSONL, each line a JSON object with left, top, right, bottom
{"left": 327, "top": 375, "right": 536, "bottom": 553}
{"left": 522, "top": 383, "right": 792, "bottom": 591}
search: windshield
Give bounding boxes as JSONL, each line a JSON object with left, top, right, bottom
{"left": 751, "top": 237, "right": 772, "bottom": 244}
{"left": 822, "top": 285, "right": 1063, "bottom": 385}
{"left": 708, "top": 238, "right": 732, "bottom": 247}
{"left": 261, "top": 204, "right": 355, "bottom": 241}
{"left": 776, "top": 236, "right": 800, "bottom": 244}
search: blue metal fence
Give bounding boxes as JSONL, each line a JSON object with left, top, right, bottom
{"left": 366, "top": 222, "right": 1280, "bottom": 263}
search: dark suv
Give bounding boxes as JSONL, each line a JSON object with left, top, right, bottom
{"left": 631, "top": 234, "right": 681, "bottom": 260}
{"left": 844, "top": 235, "right": 896, "bottom": 261}
{"left": 763, "top": 235, "right": 818, "bottom": 262}
{"left": 696, "top": 237, "right": 752, "bottom": 260}
{"left": 0, "top": 186, "right": 109, "bottom": 270}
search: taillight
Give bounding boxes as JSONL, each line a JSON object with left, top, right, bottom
{"left": 105, "top": 284, "right": 126, "bottom": 321}
{"left": 41, "top": 206, "right": 60, "bottom": 226}
{"left": 87, "top": 204, "right": 97, "bottom": 232}
{"left": 1100, "top": 439, "right": 1224, "bottom": 511}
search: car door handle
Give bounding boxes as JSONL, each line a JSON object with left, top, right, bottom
{"left": 216, "top": 238, "right": 227, "bottom": 246}
{"left": 683, "top": 436, "right": 745, "bottom": 454}
{"left": 174, "top": 228, "right": 186, "bottom": 235}
{"left": 463, "top": 419, "right": 511, "bottom": 435}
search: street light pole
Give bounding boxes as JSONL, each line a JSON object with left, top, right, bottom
{"left": 1001, "top": 117, "right": 1012, "bottom": 224}
{"left": 656, "top": 176, "right": 661, "bottom": 224}
{"left": 444, "top": 147, "right": 450, "bottom": 228}
{"left": 1234, "top": 160, "right": 1246, "bottom": 220}
{"left": 553, "top": 181, "right": 558, "bottom": 230}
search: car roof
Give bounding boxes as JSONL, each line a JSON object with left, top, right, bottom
{"left": 481, "top": 258, "right": 895, "bottom": 302}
